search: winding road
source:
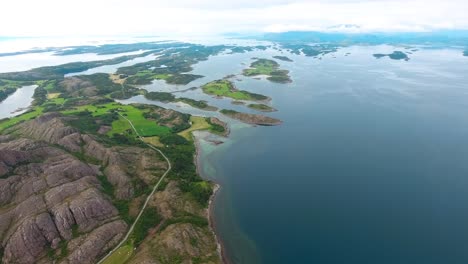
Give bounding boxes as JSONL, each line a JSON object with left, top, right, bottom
{"left": 97, "top": 113, "right": 172, "bottom": 264}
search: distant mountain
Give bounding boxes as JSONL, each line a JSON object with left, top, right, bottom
{"left": 258, "top": 30, "right": 468, "bottom": 45}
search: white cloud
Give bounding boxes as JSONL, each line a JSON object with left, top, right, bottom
{"left": 0, "top": 0, "right": 467, "bottom": 37}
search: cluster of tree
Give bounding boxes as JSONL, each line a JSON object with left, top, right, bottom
{"left": 160, "top": 133, "right": 213, "bottom": 206}
{"left": 0, "top": 87, "right": 16, "bottom": 102}
{"left": 206, "top": 118, "right": 225, "bottom": 133}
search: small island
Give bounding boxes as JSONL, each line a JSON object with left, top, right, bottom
{"left": 464, "top": 50, "right": 468, "bottom": 57}
{"left": 202, "top": 79, "right": 269, "bottom": 101}
{"left": 273, "top": 56, "right": 293, "bottom": 62}
{"left": 247, "top": 103, "right": 277, "bottom": 112}
{"left": 373, "top": 51, "right": 410, "bottom": 61}
{"left": 231, "top": 100, "right": 245, "bottom": 105}
{"left": 243, "top": 59, "right": 292, "bottom": 83}
{"left": 220, "top": 109, "right": 282, "bottom": 126}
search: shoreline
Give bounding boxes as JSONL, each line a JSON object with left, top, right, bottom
{"left": 193, "top": 133, "right": 231, "bottom": 264}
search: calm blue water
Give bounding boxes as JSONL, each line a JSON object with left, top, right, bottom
{"left": 196, "top": 46, "right": 468, "bottom": 264}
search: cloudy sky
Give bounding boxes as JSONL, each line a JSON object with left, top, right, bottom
{"left": 1, "top": 0, "right": 468, "bottom": 37}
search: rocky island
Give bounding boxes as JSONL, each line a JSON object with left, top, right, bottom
{"left": 220, "top": 109, "right": 282, "bottom": 126}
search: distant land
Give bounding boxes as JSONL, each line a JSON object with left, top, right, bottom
{"left": 258, "top": 30, "right": 468, "bottom": 46}
{"left": 373, "top": 51, "right": 410, "bottom": 61}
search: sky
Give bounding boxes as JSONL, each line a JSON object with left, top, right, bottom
{"left": 1, "top": 0, "right": 468, "bottom": 37}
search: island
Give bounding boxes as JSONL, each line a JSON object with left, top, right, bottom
{"left": 220, "top": 109, "right": 282, "bottom": 126}
{"left": 247, "top": 103, "right": 277, "bottom": 112}
{"left": 373, "top": 51, "right": 410, "bottom": 61}
{"left": 144, "top": 91, "right": 218, "bottom": 111}
{"left": 464, "top": 50, "right": 468, "bottom": 56}
{"left": 281, "top": 43, "right": 339, "bottom": 57}
{"left": 273, "top": 56, "right": 293, "bottom": 62}
{"left": 202, "top": 79, "right": 269, "bottom": 101}
{"left": 243, "top": 58, "right": 292, "bottom": 83}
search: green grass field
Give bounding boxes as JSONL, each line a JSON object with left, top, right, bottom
{"left": 62, "top": 103, "right": 171, "bottom": 137}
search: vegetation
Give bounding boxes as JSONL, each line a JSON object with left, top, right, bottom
{"left": 160, "top": 134, "right": 190, "bottom": 146}
{"left": 0, "top": 87, "right": 16, "bottom": 102}
{"left": 62, "top": 103, "right": 171, "bottom": 137}
{"left": 247, "top": 103, "right": 276, "bottom": 112}
{"left": 159, "top": 213, "right": 209, "bottom": 232}
{"left": 131, "top": 207, "right": 162, "bottom": 246}
{"left": 243, "top": 58, "right": 292, "bottom": 83}
{"left": 202, "top": 79, "right": 268, "bottom": 101}
{"left": 178, "top": 98, "right": 217, "bottom": 111}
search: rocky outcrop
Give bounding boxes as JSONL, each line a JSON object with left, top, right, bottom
{"left": 0, "top": 137, "right": 126, "bottom": 264}
{"left": 220, "top": 109, "right": 282, "bottom": 126}
{"left": 127, "top": 182, "right": 220, "bottom": 264}
{"left": 14, "top": 113, "right": 167, "bottom": 201}
{"left": 0, "top": 114, "right": 148, "bottom": 263}
{"left": 0, "top": 111, "right": 218, "bottom": 264}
